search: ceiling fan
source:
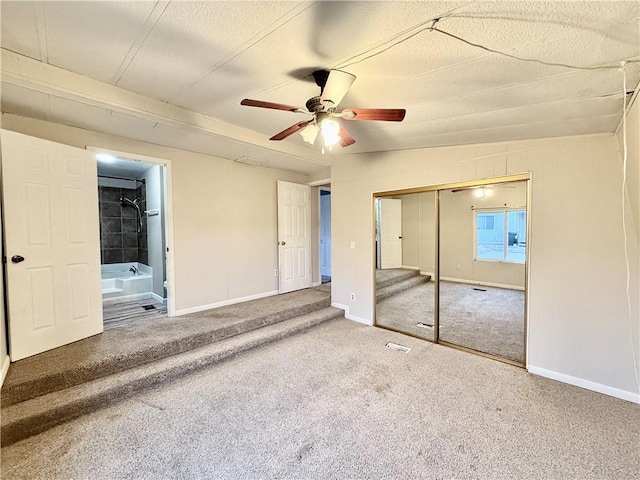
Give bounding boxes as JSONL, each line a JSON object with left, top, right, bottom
{"left": 240, "top": 69, "right": 406, "bottom": 152}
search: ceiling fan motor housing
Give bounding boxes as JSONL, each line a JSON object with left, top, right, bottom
{"left": 305, "top": 96, "right": 324, "bottom": 113}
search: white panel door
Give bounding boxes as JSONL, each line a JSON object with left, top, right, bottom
{"left": 320, "top": 191, "right": 331, "bottom": 278}
{"left": 1, "top": 130, "right": 103, "bottom": 361}
{"left": 277, "top": 181, "right": 311, "bottom": 293}
{"left": 379, "top": 198, "right": 403, "bottom": 269}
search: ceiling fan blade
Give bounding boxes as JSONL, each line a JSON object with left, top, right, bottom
{"left": 270, "top": 120, "right": 314, "bottom": 141}
{"left": 320, "top": 69, "right": 356, "bottom": 108}
{"left": 341, "top": 108, "right": 406, "bottom": 122}
{"left": 241, "top": 99, "right": 306, "bottom": 113}
{"left": 339, "top": 125, "right": 356, "bottom": 147}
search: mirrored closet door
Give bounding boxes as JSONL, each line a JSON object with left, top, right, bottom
{"left": 374, "top": 192, "right": 436, "bottom": 341}
{"left": 373, "top": 176, "right": 528, "bottom": 367}
{"left": 438, "top": 181, "right": 527, "bottom": 365}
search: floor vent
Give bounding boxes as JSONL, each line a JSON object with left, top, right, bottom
{"left": 386, "top": 342, "right": 410, "bottom": 353}
{"left": 142, "top": 305, "right": 156, "bottom": 311}
{"left": 415, "top": 322, "right": 433, "bottom": 329}
{"left": 473, "top": 287, "right": 487, "bottom": 291}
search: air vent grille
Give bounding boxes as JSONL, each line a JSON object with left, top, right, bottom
{"left": 385, "top": 342, "right": 410, "bottom": 353}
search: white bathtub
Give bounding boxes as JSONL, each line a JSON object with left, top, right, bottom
{"left": 101, "top": 262, "right": 153, "bottom": 301}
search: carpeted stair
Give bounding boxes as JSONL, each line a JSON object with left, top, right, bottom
{"left": 376, "top": 269, "right": 431, "bottom": 301}
{"left": 1, "top": 290, "right": 342, "bottom": 446}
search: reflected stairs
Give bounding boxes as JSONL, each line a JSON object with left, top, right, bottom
{"left": 1, "top": 289, "right": 342, "bottom": 446}
{"left": 376, "top": 269, "right": 431, "bottom": 301}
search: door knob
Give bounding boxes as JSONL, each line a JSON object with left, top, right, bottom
{"left": 280, "top": 241, "right": 286, "bottom": 246}
{"left": 11, "top": 255, "right": 25, "bottom": 263}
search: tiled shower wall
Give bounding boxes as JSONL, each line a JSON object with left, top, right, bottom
{"left": 99, "top": 184, "right": 148, "bottom": 265}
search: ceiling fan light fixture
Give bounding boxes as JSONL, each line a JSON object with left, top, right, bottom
{"left": 475, "top": 186, "right": 494, "bottom": 199}
{"left": 299, "top": 123, "right": 319, "bottom": 144}
{"left": 320, "top": 118, "right": 341, "bottom": 147}
{"left": 240, "top": 69, "right": 405, "bottom": 150}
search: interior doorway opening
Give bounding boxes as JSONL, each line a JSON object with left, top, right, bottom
{"left": 319, "top": 187, "right": 332, "bottom": 284}
{"left": 95, "top": 152, "right": 171, "bottom": 329}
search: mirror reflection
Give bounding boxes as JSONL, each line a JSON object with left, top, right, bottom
{"left": 375, "top": 192, "right": 436, "bottom": 341}
{"left": 438, "top": 181, "right": 527, "bottom": 364}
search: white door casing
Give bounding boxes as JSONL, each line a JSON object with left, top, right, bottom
{"left": 320, "top": 190, "right": 331, "bottom": 278}
{"left": 2, "top": 130, "right": 103, "bottom": 361}
{"left": 277, "top": 181, "right": 311, "bottom": 293}
{"left": 379, "top": 198, "right": 403, "bottom": 269}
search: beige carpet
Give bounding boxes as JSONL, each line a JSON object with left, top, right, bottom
{"left": 2, "top": 319, "right": 637, "bottom": 479}
{"left": 2, "top": 289, "right": 331, "bottom": 406}
{"left": 376, "top": 281, "right": 524, "bottom": 363}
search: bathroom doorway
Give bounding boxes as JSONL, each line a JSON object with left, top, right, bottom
{"left": 319, "top": 187, "right": 332, "bottom": 284}
{"left": 93, "top": 149, "right": 174, "bottom": 328}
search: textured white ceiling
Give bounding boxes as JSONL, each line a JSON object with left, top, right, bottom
{"left": 1, "top": 1, "right": 639, "bottom": 174}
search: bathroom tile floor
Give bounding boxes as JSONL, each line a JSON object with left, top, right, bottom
{"left": 103, "top": 298, "right": 167, "bottom": 330}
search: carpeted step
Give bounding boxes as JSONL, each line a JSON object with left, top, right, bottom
{"left": 1, "top": 306, "right": 344, "bottom": 446}
{"left": 376, "top": 274, "right": 431, "bottom": 301}
{"left": 2, "top": 291, "right": 330, "bottom": 408}
{"left": 375, "top": 269, "right": 420, "bottom": 289}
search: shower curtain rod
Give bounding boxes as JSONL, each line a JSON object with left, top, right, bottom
{"left": 98, "top": 174, "right": 145, "bottom": 183}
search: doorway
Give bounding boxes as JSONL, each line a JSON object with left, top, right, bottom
{"left": 1, "top": 132, "right": 176, "bottom": 361}
{"left": 96, "top": 154, "right": 170, "bottom": 329}
{"left": 373, "top": 174, "right": 529, "bottom": 367}
{"left": 319, "top": 187, "right": 332, "bottom": 284}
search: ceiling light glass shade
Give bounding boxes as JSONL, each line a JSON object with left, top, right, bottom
{"left": 320, "top": 119, "right": 341, "bottom": 147}
{"left": 474, "top": 186, "right": 494, "bottom": 199}
{"left": 299, "top": 123, "right": 319, "bottom": 144}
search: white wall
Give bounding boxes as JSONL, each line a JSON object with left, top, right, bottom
{"left": 143, "top": 165, "right": 165, "bottom": 298}
{"left": 332, "top": 133, "right": 640, "bottom": 402}
{"left": 615, "top": 93, "right": 640, "bottom": 401}
{"left": 0, "top": 194, "right": 8, "bottom": 386}
{"left": 616, "top": 95, "right": 639, "bottom": 244}
{"left": 2, "top": 114, "right": 307, "bottom": 314}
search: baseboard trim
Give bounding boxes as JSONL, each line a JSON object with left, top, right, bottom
{"left": 175, "top": 290, "right": 279, "bottom": 316}
{"left": 331, "top": 302, "right": 372, "bottom": 325}
{"left": 528, "top": 365, "right": 640, "bottom": 404}
{"left": 0, "top": 355, "right": 10, "bottom": 388}
{"left": 440, "top": 276, "right": 524, "bottom": 291}
{"left": 401, "top": 265, "right": 420, "bottom": 270}
{"left": 420, "top": 271, "right": 434, "bottom": 278}
{"left": 312, "top": 281, "right": 321, "bottom": 287}
{"left": 150, "top": 292, "right": 167, "bottom": 305}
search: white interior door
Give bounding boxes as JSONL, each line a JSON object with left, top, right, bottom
{"left": 277, "top": 181, "right": 311, "bottom": 293}
{"left": 379, "top": 198, "right": 403, "bottom": 269}
{"left": 2, "top": 130, "right": 103, "bottom": 361}
{"left": 320, "top": 190, "right": 331, "bottom": 278}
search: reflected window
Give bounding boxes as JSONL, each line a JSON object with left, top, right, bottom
{"left": 475, "top": 210, "right": 526, "bottom": 263}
